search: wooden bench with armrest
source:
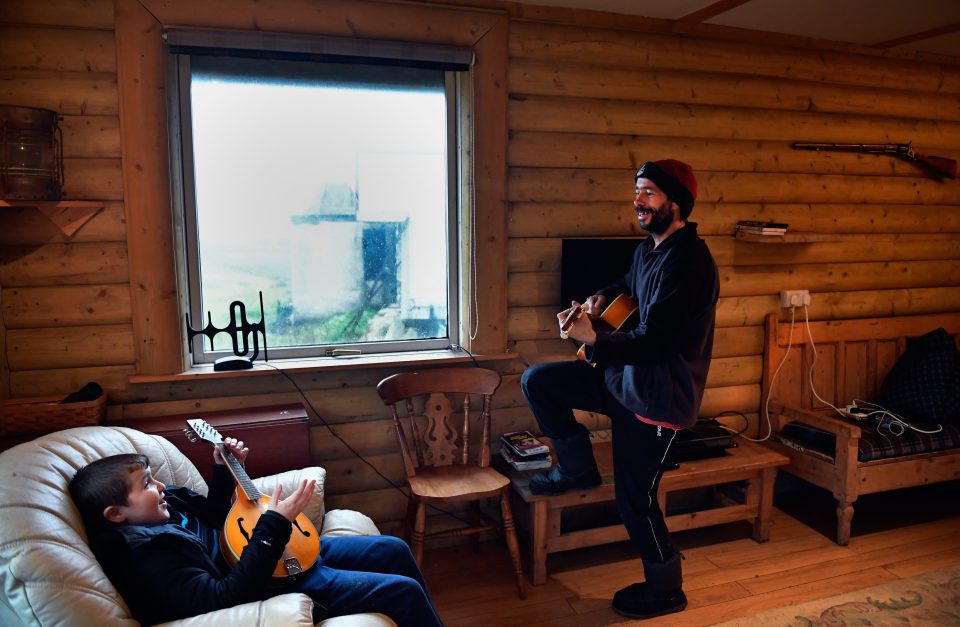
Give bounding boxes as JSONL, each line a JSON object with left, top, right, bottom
{"left": 762, "top": 312, "right": 960, "bottom": 545}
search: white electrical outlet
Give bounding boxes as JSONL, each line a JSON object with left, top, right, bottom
{"left": 779, "top": 289, "right": 811, "bottom": 308}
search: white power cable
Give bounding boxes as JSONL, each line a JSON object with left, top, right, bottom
{"left": 720, "top": 305, "right": 796, "bottom": 442}
{"left": 800, "top": 306, "right": 942, "bottom": 436}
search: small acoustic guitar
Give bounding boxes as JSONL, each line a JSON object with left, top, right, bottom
{"left": 559, "top": 293, "right": 640, "bottom": 363}
{"left": 185, "top": 418, "right": 320, "bottom": 579}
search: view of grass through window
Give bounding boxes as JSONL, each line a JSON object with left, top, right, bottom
{"left": 187, "top": 65, "right": 450, "bottom": 354}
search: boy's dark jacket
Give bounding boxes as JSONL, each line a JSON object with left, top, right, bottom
{"left": 585, "top": 222, "right": 719, "bottom": 428}
{"left": 89, "top": 464, "right": 293, "bottom": 625}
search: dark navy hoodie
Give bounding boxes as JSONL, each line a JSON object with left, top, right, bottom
{"left": 584, "top": 222, "right": 719, "bottom": 428}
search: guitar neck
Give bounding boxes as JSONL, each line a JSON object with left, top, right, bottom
{"left": 217, "top": 443, "right": 262, "bottom": 501}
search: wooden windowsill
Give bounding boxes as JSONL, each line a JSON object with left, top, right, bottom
{"left": 129, "top": 349, "right": 517, "bottom": 384}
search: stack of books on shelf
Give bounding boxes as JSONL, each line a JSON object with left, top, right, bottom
{"left": 499, "top": 430, "right": 553, "bottom": 471}
{"left": 736, "top": 220, "right": 789, "bottom": 236}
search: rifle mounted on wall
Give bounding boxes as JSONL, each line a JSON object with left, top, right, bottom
{"left": 792, "top": 142, "right": 957, "bottom": 180}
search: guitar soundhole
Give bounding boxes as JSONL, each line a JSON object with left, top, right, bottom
{"left": 237, "top": 517, "right": 251, "bottom": 542}
{"left": 292, "top": 519, "right": 312, "bottom": 537}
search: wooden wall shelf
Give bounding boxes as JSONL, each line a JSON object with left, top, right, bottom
{"left": 0, "top": 200, "right": 104, "bottom": 238}
{"left": 734, "top": 231, "right": 841, "bottom": 244}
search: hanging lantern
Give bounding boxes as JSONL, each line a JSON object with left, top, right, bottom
{"left": 0, "top": 105, "right": 64, "bottom": 200}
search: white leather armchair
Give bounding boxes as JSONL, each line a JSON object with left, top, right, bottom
{"left": 0, "top": 426, "right": 395, "bottom": 627}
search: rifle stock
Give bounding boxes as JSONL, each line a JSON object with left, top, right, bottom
{"left": 914, "top": 153, "right": 958, "bottom": 179}
{"left": 792, "top": 142, "right": 957, "bottom": 179}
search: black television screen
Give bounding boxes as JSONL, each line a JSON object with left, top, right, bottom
{"left": 559, "top": 238, "right": 643, "bottom": 308}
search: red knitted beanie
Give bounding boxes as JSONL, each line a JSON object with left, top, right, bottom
{"left": 635, "top": 159, "right": 698, "bottom": 219}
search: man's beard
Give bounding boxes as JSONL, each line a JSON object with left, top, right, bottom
{"left": 636, "top": 201, "right": 673, "bottom": 235}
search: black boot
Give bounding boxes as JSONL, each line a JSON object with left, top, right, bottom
{"left": 612, "top": 553, "right": 687, "bottom": 619}
{"left": 528, "top": 429, "right": 601, "bottom": 495}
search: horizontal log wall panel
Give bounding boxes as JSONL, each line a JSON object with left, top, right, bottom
{"left": 0, "top": 25, "right": 116, "bottom": 72}
{"left": 508, "top": 21, "right": 960, "bottom": 94}
{"left": 1, "top": 0, "right": 115, "bottom": 29}
{"left": 141, "top": 0, "right": 501, "bottom": 45}
{"left": 62, "top": 115, "right": 121, "bottom": 158}
{"left": 508, "top": 132, "right": 959, "bottom": 177}
{"left": 510, "top": 167, "right": 957, "bottom": 205}
{"left": 508, "top": 259, "right": 960, "bottom": 305}
{"left": 509, "top": 202, "right": 960, "bottom": 238}
{"left": 700, "top": 384, "right": 760, "bottom": 418}
{"left": 506, "top": 336, "right": 759, "bottom": 373}
{"left": 6, "top": 324, "right": 134, "bottom": 370}
{"left": 509, "top": 97, "right": 960, "bottom": 149}
{"left": 499, "top": 355, "right": 763, "bottom": 390}
{"left": 309, "top": 405, "right": 545, "bottom": 462}
{"left": 801, "top": 286, "right": 960, "bottom": 319}
{"left": 712, "top": 235, "right": 960, "bottom": 266}
{"left": 319, "top": 453, "right": 406, "bottom": 496}
{"left": 2, "top": 285, "right": 131, "bottom": 328}
{"left": 326, "top": 487, "right": 407, "bottom": 526}
{"left": 0, "top": 243, "right": 128, "bottom": 286}
{"left": 720, "top": 260, "right": 960, "bottom": 296}
{"left": 0, "top": 71, "right": 118, "bottom": 115}
{"left": 509, "top": 59, "right": 960, "bottom": 122}
{"left": 508, "top": 235, "right": 960, "bottom": 274}
{"left": 63, "top": 158, "right": 123, "bottom": 200}
{"left": 509, "top": 299, "right": 773, "bottom": 339}
{"left": 510, "top": 286, "right": 960, "bottom": 341}
{"left": 9, "top": 365, "right": 136, "bottom": 398}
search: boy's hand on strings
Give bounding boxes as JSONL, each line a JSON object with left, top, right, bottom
{"left": 266, "top": 479, "right": 316, "bottom": 522}
{"left": 214, "top": 437, "right": 249, "bottom": 466}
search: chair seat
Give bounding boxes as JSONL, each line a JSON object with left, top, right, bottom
{"left": 408, "top": 465, "right": 510, "bottom": 502}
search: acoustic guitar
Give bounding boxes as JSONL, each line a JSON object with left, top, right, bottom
{"left": 185, "top": 418, "right": 320, "bottom": 579}
{"left": 559, "top": 294, "right": 640, "bottom": 363}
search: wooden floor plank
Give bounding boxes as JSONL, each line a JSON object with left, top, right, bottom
{"left": 427, "top": 493, "right": 960, "bottom": 627}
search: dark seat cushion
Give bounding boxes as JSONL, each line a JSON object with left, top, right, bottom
{"left": 780, "top": 420, "right": 960, "bottom": 462}
{"left": 876, "top": 327, "right": 960, "bottom": 427}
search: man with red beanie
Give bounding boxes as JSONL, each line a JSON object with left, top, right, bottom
{"left": 520, "top": 159, "right": 719, "bottom": 619}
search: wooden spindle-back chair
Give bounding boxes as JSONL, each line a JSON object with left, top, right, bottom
{"left": 376, "top": 366, "right": 525, "bottom": 599}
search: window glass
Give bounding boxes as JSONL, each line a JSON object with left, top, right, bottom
{"left": 177, "top": 56, "right": 457, "bottom": 361}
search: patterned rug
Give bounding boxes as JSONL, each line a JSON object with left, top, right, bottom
{"left": 715, "top": 564, "right": 960, "bottom": 626}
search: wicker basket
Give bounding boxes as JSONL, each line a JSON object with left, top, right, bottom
{"left": 0, "top": 391, "right": 106, "bottom": 437}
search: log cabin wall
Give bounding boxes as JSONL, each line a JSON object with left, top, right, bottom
{"left": 1, "top": 0, "right": 958, "bottom": 531}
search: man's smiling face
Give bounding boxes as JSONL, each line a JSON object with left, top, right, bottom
{"left": 633, "top": 177, "right": 674, "bottom": 235}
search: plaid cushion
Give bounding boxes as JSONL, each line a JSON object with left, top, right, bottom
{"left": 781, "top": 421, "right": 960, "bottom": 462}
{"left": 876, "top": 327, "right": 960, "bottom": 427}
{"left": 857, "top": 422, "right": 960, "bottom": 461}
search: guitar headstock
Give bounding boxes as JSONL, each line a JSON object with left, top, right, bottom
{"left": 185, "top": 418, "right": 224, "bottom": 447}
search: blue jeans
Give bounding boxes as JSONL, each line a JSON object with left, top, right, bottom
{"left": 521, "top": 360, "right": 678, "bottom": 562}
{"left": 290, "top": 535, "right": 443, "bottom": 627}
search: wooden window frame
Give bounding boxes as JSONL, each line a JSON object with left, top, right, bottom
{"left": 115, "top": 0, "right": 508, "bottom": 375}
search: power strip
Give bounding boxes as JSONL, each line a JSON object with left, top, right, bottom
{"left": 839, "top": 404, "right": 873, "bottom": 420}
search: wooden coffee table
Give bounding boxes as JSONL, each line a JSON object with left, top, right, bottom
{"left": 504, "top": 438, "right": 788, "bottom": 585}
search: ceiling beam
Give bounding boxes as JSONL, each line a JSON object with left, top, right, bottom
{"left": 674, "top": 0, "right": 755, "bottom": 31}
{"left": 874, "top": 21, "right": 960, "bottom": 49}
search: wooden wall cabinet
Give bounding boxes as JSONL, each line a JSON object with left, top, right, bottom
{"left": 112, "top": 403, "right": 311, "bottom": 482}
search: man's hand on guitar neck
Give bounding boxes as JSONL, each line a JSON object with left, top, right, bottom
{"left": 558, "top": 295, "right": 604, "bottom": 345}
